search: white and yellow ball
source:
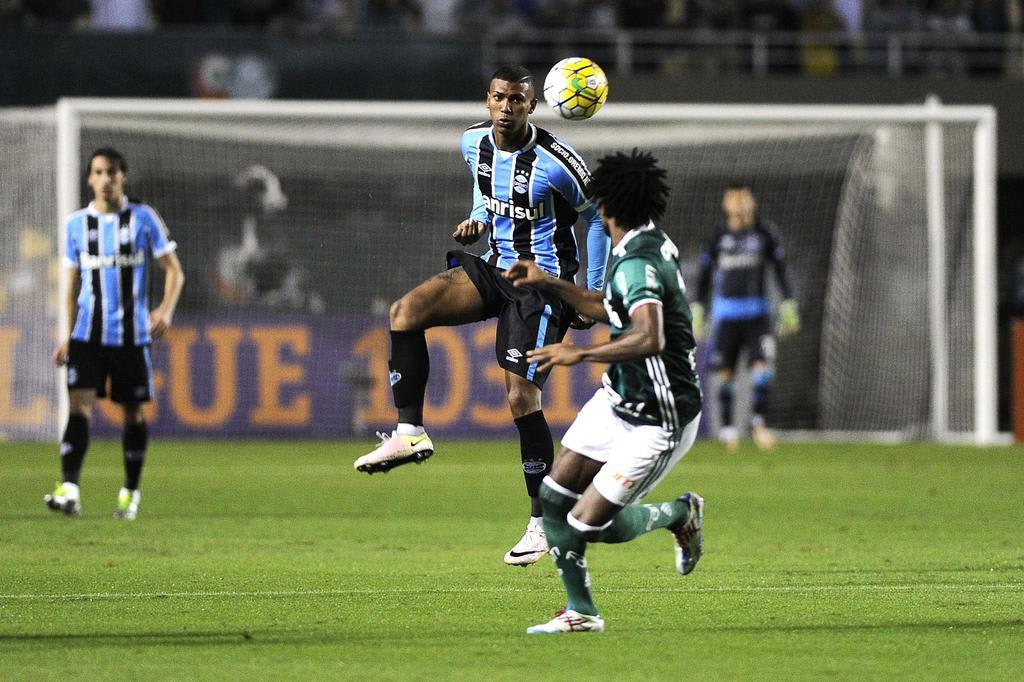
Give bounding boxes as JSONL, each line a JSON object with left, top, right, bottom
{"left": 543, "top": 57, "right": 609, "bottom": 121}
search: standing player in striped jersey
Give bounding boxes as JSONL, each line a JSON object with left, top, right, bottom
{"left": 44, "top": 148, "right": 184, "bottom": 520}
{"left": 354, "top": 65, "right": 609, "bottom": 567}
{"left": 505, "top": 149, "right": 704, "bottom": 634}
{"left": 503, "top": 148, "right": 704, "bottom": 630}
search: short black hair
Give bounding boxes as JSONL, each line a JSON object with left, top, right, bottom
{"left": 590, "top": 149, "right": 669, "bottom": 230}
{"left": 86, "top": 147, "right": 127, "bottom": 178}
{"left": 489, "top": 65, "right": 533, "bottom": 88}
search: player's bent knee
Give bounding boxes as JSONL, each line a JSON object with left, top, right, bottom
{"left": 389, "top": 295, "right": 422, "bottom": 331}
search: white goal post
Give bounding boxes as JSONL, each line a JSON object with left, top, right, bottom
{"left": 47, "top": 98, "right": 997, "bottom": 444}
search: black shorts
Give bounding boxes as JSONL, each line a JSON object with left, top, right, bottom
{"left": 708, "top": 315, "right": 775, "bottom": 371}
{"left": 67, "top": 340, "right": 153, "bottom": 403}
{"left": 448, "top": 251, "right": 573, "bottom": 387}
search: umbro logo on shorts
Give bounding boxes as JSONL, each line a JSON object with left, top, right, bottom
{"left": 505, "top": 348, "right": 522, "bottom": 364}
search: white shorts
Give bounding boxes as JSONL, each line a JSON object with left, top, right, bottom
{"left": 562, "top": 389, "right": 700, "bottom": 507}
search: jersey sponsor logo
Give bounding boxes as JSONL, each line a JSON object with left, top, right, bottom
{"left": 484, "top": 195, "right": 545, "bottom": 221}
{"left": 546, "top": 139, "right": 591, "bottom": 188}
{"left": 718, "top": 252, "right": 761, "bottom": 270}
{"left": 78, "top": 251, "right": 146, "bottom": 270}
{"left": 505, "top": 347, "right": 522, "bottom": 364}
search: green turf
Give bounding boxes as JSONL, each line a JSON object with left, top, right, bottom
{"left": 1, "top": 439, "right": 1022, "bottom": 680}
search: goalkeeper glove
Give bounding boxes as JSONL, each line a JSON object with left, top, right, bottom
{"left": 690, "top": 302, "right": 706, "bottom": 340}
{"left": 777, "top": 299, "right": 800, "bottom": 337}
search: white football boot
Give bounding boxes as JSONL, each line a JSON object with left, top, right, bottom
{"left": 526, "top": 609, "right": 605, "bottom": 634}
{"left": 719, "top": 425, "right": 739, "bottom": 452}
{"left": 113, "top": 487, "right": 140, "bottom": 520}
{"left": 354, "top": 430, "right": 434, "bottom": 474}
{"left": 44, "top": 481, "right": 81, "bottom": 517}
{"left": 503, "top": 517, "right": 548, "bottom": 566}
{"left": 751, "top": 423, "right": 776, "bottom": 452}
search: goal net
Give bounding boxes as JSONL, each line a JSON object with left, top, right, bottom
{"left": 0, "top": 100, "right": 996, "bottom": 443}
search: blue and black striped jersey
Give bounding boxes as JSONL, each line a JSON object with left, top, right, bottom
{"left": 461, "top": 122, "right": 608, "bottom": 290}
{"left": 63, "top": 200, "right": 176, "bottom": 346}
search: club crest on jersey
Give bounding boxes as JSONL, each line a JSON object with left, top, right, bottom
{"left": 513, "top": 173, "right": 529, "bottom": 194}
{"left": 484, "top": 195, "right": 545, "bottom": 221}
{"left": 119, "top": 227, "right": 131, "bottom": 244}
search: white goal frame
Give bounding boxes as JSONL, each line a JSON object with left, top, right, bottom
{"left": 55, "top": 98, "right": 999, "bottom": 445}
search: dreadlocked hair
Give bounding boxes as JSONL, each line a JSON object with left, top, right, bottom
{"left": 589, "top": 148, "right": 669, "bottom": 230}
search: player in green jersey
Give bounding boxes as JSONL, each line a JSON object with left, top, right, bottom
{"left": 504, "top": 149, "right": 705, "bottom": 634}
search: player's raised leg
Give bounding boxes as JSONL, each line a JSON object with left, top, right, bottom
{"left": 355, "top": 268, "right": 484, "bottom": 474}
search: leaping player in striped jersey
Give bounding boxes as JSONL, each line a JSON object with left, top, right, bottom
{"left": 44, "top": 148, "right": 184, "bottom": 521}
{"left": 354, "top": 65, "right": 610, "bottom": 567}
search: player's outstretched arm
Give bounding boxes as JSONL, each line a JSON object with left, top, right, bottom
{"left": 504, "top": 259, "right": 608, "bottom": 322}
{"left": 527, "top": 302, "right": 664, "bottom": 373}
{"left": 452, "top": 219, "right": 487, "bottom": 245}
{"left": 149, "top": 251, "right": 185, "bottom": 340}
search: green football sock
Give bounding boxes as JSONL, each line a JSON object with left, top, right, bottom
{"left": 596, "top": 499, "right": 689, "bottom": 544}
{"left": 539, "top": 480, "right": 599, "bottom": 617}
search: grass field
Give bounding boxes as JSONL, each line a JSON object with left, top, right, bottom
{"left": 2, "top": 439, "right": 1022, "bottom": 680}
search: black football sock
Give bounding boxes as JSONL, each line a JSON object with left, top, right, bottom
{"left": 718, "top": 380, "right": 735, "bottom": 428}
{"left": 751, "top": 368, "right": 774, "bottom": 424}
{"left": 389, "top": 330, "right": 429, "bottom": 426}
{"left": 122, "top": 420, "right": 148, "bottom": 490}
{"left": 514, "top": 410, "right": 554, "bottom": 508}
{"left": 60, "top": 413, "right": 90, "bottom": 485}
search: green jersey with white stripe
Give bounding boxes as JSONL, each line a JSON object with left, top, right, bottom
{"left": 601, "top": 224, "right": 702, "bottom": 431}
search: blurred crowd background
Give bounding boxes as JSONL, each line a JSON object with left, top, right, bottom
{"left": 3, "top": 1, "right": 1020, "bottom": 38}
{"left": 4, "top": 1, "right": 1023, "bottom": 82}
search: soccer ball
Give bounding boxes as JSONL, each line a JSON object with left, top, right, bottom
{"left": 543, "top": 57, "right": 609, "bottom": 121}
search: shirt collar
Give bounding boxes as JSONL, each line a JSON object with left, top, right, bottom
{"left": 87, "top": 197, "right": 128, "bottom": 216}
{"left": 612, "top": 221, "right": 656, "bottom": 257}
{"left": 489, "top": 123, "right": 537, "bottom": 155}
